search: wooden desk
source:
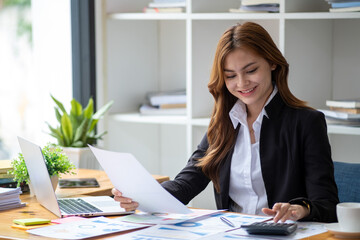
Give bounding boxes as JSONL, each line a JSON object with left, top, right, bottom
{"left": 0, "top": 194, "right": 136, "bottom": 240}
{"left": 56, "top": 168, "right": 170, "bottom": 198}
{"left": 0, "top": 197, "right": 349, "bottom": 240}
{"left": 0, "top": 170, "right": 350, "bottom": 240}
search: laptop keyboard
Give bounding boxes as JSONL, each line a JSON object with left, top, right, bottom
{"left": 58, "top": 198, "right": 103, "bottom": 214}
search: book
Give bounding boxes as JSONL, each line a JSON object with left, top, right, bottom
{"left": 331, "top": 1, "right": 360, "bottom": 8}
{"left": 325, "top": 0, "right": 360, "bottom": 3}
{"left": 159, "top": 103, "right": 186, "bottom": 109}
{"left": 329, "top": 6, "right": 360, "bottom": 12}
{"left": 139, "top": 104, "right": 186, "bottom": 116}
{"left": 241, "top": 0, "right": 280, "bottom": 5}
{"left": 0, "top": 173, "right": 14, "bottom": 179}
{"left": 329, "top": 106, "right": 360, "bottom": 114}
{"left": 239, "top": 4, "right": 279, "bottom": 12}
{"left": 326, "top": 99, "right": 360, "bottom": 108}
{"left": 325, "top": 116, "right": 360, "bottom": 126}
{"left": 319, "top": 109, "right": 360, "bottom": 120}
{"left": 0, "top": 160, "right": 13, "bottom": 174}
{"left": 147, "top": 89, "right": 186, "bottom": 106}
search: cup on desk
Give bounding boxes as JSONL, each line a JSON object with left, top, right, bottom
{"left": 336, "top": 202, "right": 360, "bottom": 232}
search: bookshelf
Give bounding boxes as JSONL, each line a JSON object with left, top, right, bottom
{"left": 95, "top": 0, "right": 360, "bottom": 209}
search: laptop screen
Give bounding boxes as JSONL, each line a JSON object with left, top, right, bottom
{"left": 18, "top": 136, "right": 62, "bottom": 217}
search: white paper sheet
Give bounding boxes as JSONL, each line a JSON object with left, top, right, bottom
{"left": 108, "top": 212, "right": 272, "bottom": 240}
{"left": 89, "top": 145, "right": 192, "bottom": 214}
{"left": 27, "top": 217, "right": 148, "bottom": 239}
{"left": 118, "top": 209, "right": 221, "bottom": 225}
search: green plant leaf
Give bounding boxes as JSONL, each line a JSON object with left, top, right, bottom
{"left": 61, "top": 114, "right": 73, "bottom": 146}
{"left": 83, "top": 98, "right": 94, "bottom": 119}
{"left": 92, "top": 100, "right": 114, "bottom": 120}
{"left": 94, "top": 131, "right": 107, "bottom": 139}
{"left": 46, "top": 122, "right": 65, "bottom": 146}
{"left": 71, "top": 141, "right": 85, "bottom": 147}
{"left": 51, "top": 95, "right": 67, "bottom": 114}
{"left": 55, "top": 107, "right": 62, "bottom": 123}
{"left": 73, "top": 118, "right": 89, "bottom": 143}
{"left": 70, "top": 99, "right": 83, "bottom": 116}
{"left": 88, "top": 119, "right": 98, "bottom": 133}
{"left": 47, "top": 95, "right": 114, "bottom": 147}
{"left": 69, "top": 114, "right": 81, "bottom": 135}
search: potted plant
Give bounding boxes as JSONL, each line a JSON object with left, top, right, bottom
{"left": 9, "top": 143, "right": 75, "bottom": 195}
{"left": 46, "top": 95, "right": 114, "bottom": 168}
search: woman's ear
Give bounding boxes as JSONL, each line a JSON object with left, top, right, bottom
{"left": 271, "top": 64, "right": 277, "bottom": 71}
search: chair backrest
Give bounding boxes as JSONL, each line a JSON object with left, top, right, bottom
{"left": 333, "top": 161, "right": 360, "bottom": 203}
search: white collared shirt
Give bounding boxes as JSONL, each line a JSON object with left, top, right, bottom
{"left": 228, "top": 86, "right": 278, "bottom": 215}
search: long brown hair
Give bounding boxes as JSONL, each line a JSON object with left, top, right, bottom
{"left": 197, "top": 22, "right": 310, "bottom": 192}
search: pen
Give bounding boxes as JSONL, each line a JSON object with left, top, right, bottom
{"left": 220, "top": 216, "right": 236, "bottom": 228}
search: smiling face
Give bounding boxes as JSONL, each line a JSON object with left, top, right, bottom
{"left": 224, "top": 46, "right": 276, "bottom": 115}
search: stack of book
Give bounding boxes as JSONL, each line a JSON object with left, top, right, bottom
{"left": 326, "top": 0, "right": 360, "bottom": 12}
{"left": 0, "top": 187, "right": 26, "bottom": 211}
{"left": 0, "top": 160, "right": 16, "bottom": 188}
{"left": 230, "top": 0, "right": 280, "bottom": 13}
{"left": 144, "top": 0, "right": 186, "bottom": 13}
{"left": 139, "top": 89, "right": 186, "bottom": 115}
{"left": 319, "top": 98, "right": 360, "bottom": 126}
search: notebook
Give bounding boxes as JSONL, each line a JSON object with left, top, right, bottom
{"left": 17, "top": 136, "right": 133, "bottom": 218}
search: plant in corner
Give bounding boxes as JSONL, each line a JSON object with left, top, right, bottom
{"left": 9, "top": 143, "right": 75, "bottom": 188}
{"left": 46, "top": 95, "right": 114, "bottom": 168}
{"left": 47, "top": 95, "right": 114, "bottom": 147}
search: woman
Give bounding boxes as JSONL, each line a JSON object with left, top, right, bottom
{"left": 113, "top": 22, "right": 339, "bottom": 223}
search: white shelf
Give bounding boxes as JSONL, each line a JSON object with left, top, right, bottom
{"left": 328, "top": 125, "right": 360, "bottom": 136}
{"left": 110, "top": 114, "right": 360, "bottom": 136}
{"left": 97, "top": 0, "right": 360, "bottom": 202}
{"left": 108, "top": 13, "right": 187, "bottom": 20}
{"left": 191, "top": 118, "right": 210, "bottom": 127}
{"left": 110, "top": 113, "right": 188, "bottom": 125}
{"left": 284, "top": 12, "right": 360, "bottom": 19}
{"left": 191, "top": 13, "right": 281, "bottom": 20}
{"left": 108, "top": 12, "right": 360, "bottom": 21}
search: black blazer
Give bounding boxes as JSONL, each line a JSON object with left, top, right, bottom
{"left": 161, "top": 93, "right": 339, "bottom": 223}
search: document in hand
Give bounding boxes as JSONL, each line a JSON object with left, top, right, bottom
{"left": 89, "top": 146, "right": 192, "bottom": 214}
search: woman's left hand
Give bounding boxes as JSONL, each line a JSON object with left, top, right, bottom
{"left": 262, "top": 203, "right": 310, "bottom": 222}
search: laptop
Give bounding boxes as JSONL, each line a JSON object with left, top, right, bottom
{"left": 18, "top": 136, "right": 133, "bottom": 218}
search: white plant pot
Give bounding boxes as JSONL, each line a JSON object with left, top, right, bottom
{"left": 62, "top": 147, "right": 98, "bottom": 169}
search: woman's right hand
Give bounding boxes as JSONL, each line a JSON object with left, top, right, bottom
{"left": 112, "top": 188, "right": 139, "bottom": 211}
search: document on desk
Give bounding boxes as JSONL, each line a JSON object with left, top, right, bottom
{"left": 108, "top": 212, "right": 272, "bottom": 240}
{"left": 27, "top": 217, "right": 149, "bottom": 239}
{"left": 89, "top": 145, "right": 192, "bottom": 214}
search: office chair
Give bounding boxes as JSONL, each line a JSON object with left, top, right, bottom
{"left": 333, "top": 161, "right": 360, "bottom": 202}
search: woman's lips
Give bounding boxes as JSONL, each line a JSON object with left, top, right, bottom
{"left": 239, "top": 86, "right": 257, "bottom": 95}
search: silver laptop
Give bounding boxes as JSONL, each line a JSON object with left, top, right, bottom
{"left": 18, "top": 136, "right": 133, "bottom": 217}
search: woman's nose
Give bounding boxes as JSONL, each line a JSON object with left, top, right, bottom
{"left": 236, "top": 75, "right": 249, "bottom": 87}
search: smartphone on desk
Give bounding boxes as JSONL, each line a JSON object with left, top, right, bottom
{"left": 58, "top": 178, "right": 100, "bottom": 188}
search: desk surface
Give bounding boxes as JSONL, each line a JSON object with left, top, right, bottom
{"left": 57, "top": 168, "right": 170, "bottom": 198}
{"left": 0, "top": 170, "right": 349, "bottom": 240}
{"left": 0, "top": 197, "right": 344, "bottom": 240}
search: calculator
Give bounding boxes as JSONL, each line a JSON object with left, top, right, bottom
{"left": 241, "top": 222, "right": 297, "bottom": 235}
